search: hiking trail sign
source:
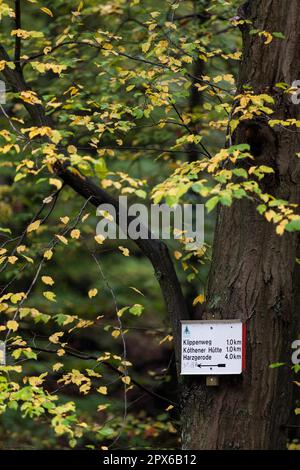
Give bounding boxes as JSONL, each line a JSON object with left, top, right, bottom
{"left": 181, "top": 320, "right": 246, "bottom": 375}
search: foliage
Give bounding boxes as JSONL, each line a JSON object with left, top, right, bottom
{"left": 0, "top": 0, "right": 299, "bottom": 450}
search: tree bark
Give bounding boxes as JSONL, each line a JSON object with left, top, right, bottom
{"left": 182, "top": 0, "right": 300, "bottom": 449}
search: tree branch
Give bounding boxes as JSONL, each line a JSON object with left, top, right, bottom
{"left": 7, "top": 344, "right": 177, "bottom": 407}
{"left": 22, "top": 40, "right": 229, "bottom": 92}
{"left": 0, "top": 43, "right": 189, "bottom": 374}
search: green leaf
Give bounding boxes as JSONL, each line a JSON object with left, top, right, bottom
{"left": 14, "top": 173, "right": 26, "bottom": 183}
{"left": 43, "top": 291, "right": 56, "bottom": 302}
{"left": 135, "top": 189, "right": 147, "bottom": 199}
{"left": 272, "top": 32, "right": 285, "bottom": 39}
{"left": 8, "top": 400, "right": 18, "bottom": 410}
{"left": 23, "top": 350, "right": 38, "bottom": 360}
{"left": 259, "top": 165, "right": 274, "bottom": 174}
{"left": 229, "top": 144, "right": 250, "bottom": 152}
{"left": 98, "top": 426, "right": 115, "bottom": 438}
{"left": 0, "top": 227, "right": 12, "bottom": 235}
{"left": 257, "top": 204, "right": 266, "bottom": 215}
{"left": 269, "top": 199, "right": 288, "bottom": 207}
{"left": 293, "top": 364, "right": 300, "bottom": 373}
{"left": 232, "top": 168, "right": 248, "bottom": 179}
{"left": 269, "top": 362, "right": 285, "bottom": 369}
{"left": 129, "top": 304, "right": 144, "bottom": 316}
{"left": 220, "top": 193, "right": 232, "bottom": 206}
{"left": 275, "top": 82, "right": 289, "bottom": 90}
{"left": 94, "top": 159, "right": 108, "bottom": 180}
{"left": 205, "top": 196, "right": 219, "bottom": 213}
{"left": 285, "top": 219, "right": 300, "bottom": 232}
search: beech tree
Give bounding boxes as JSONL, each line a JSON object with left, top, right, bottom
{"left": 182, "top": 0, "right": 300, "bottom": 449}
{"left": 0, "top": 0, "right": 299, "bottom": 450}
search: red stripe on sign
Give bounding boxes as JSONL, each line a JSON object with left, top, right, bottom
{"left": 242, "top": 323, "right": 246, "bottom": 371}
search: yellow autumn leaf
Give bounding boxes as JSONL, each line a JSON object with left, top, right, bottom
{"left": 88, "top": 288, "right": 98, "bottom": 299}
{"left": 43, "top": 249, "right": 53, "bottom": 260}
{"left": 121, "top": 360, "right": 132, "bottom": 366}
{"left": 97, "top": 386, "right": 108, "bottom": 395}
{"left": 27, "top": 219, "right": 41, "bottom": 233}
{"left": 55, "top": 234, "right": 68, "bottom": 245}
{"left": 94, "top": 234, "right": 105, "bottom": 244}
{"left": 121, "top": 375, "right": 131, "bottom": 385}
{"left": 49, "top": 332, "right": 64, "bottom": 344}
{"left": 79, "top": 383, "right": 91, "bottom": 395}
{"left": 276, "top": 220, "right": 288, "bottom": 236}
{"left": 263, "top": 32, "right": 273, "bottom": 44}
{"left": 129, "top": 287, "right": 144, "bottom": 296}
{"left": 71, "top": 229, "right": 80, "bottom": 239}
{"left": 67, "top": 145, "right": 77, "bottom": 153}
{"left": 159, "top": 334, "right": 173, "bottom": 345}
{"left": 49, "top": 178, "right": 62, "bottom": 190}
{"left": 28, "top": 374, "right": 47, "bottom": 387}
{"left": 118, "top": 246, "right": 130, "bottom": 256}
{"left": 166, "top": 405, "right": 174, "bottom": 411}
{"left": 7, "top": 320, "right": 19, "bottom": 332}
{"left": 126, "top": 85, "right": 135, "bottom": 92}
{"left": 22, "top": 255, "right": 34, "bottom": 264}
{"left": 43, "top": 291, "right": 56, "bottom": 302}
{"left": 213, "top": 75, "right": 223, "bottom": 83}
{"left": 240, "top": 96, "right": 249, "bottom": 108}
{"left": 117, "top": 306, "right": 129, "bottom": 318}
{"left": 52, "top": 362, "right": 63, "bottom": 371}
{"left": 20, "top": 90, "right": 42, "bottom": 105}
{"left": 223, "top": 74, "right": 235, "bottom": 84}
{"left": 97, "top": 404, "right": 109, "bottom": 412}
{"left": 40, "top": 7, "right": 53, "bottom": 17}
{"left": 8, "top": 256, "right": 18, "bottom": 264}
{"left": 11, "top": 292, "right": 25, "bottom": 304}
{"left": 60, "top": 216, "right": 69, "bottom": 225}
{"left": 0, "top": 61, "right": 7, "bottom": 72}
{"left": 112, "top": 329, "right": 120, "bottom": 338}
{"left": 193, "top": 294, "right": 205, "bottom": 306}
{"left": 82, "top": 213, "right": 90, "bottom": 222}
{"left": 42, "top": 276, "right": 54, "bottom": 286}
{"left": 86, "top": 369, "right": 102, "bottom": 378}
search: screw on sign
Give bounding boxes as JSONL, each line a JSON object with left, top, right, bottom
{"left": 180, "top": 320, "right": 246, "bottom": 376}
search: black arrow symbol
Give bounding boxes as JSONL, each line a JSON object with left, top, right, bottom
{"left": 197, "top": 364, "right": 226, "bottom": 368}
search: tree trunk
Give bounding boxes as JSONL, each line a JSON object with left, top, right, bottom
{"left": 181, "top": 0, "right": 300, "bottom": 449}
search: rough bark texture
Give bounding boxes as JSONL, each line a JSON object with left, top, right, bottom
{"left": 182, "top": 0, "right": 300, "bottom": 449}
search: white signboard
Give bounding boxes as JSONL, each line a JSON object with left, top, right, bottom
{"left": 181, "top": 320, "right": 245, "bottom": 375}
